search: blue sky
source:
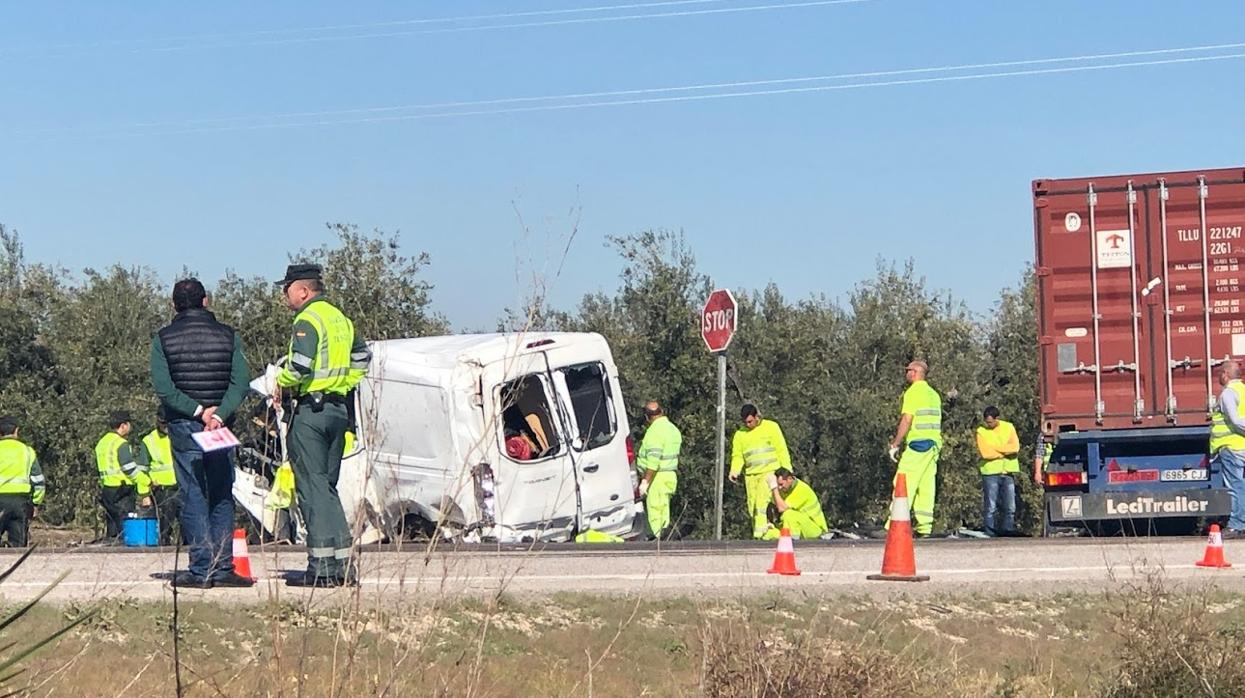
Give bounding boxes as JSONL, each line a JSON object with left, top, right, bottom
{"left": 2, "top": 1, "right": 1243, "bottom": 330}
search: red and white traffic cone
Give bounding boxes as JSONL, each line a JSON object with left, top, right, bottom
{"left": 766, "top": 527, "right": 801, "bottom": 576}
{"left": 867, "top": 473, "right": 930, "bottom": 582}
{"left": 232, "top": 528, "right": 255, "bottom": 581}
{"left": 1196, "top": 524, "right": 1232, "bottom": 569}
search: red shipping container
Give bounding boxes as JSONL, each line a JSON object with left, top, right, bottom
{"left": 1033, "top": 167, "right": 1245, "bottom": 434}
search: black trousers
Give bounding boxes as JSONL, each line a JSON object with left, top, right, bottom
{"left": 100, "top": 485, "right": 136, "bottom": 540}
{"left": 151, "top": 485, "right": 182, "bottom": 546}
{"left": 0, "top": 494, "right": 30, "bottom": 547}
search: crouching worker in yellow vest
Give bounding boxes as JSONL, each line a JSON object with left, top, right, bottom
{"left": 0, "top": 416, "right": 45, "bottom": 547}
{"left": 730, "top": 403, "right": 792, "bottom": 538}
{"left": 96, "top": 411, "right": 151, "bottom": 545}
{"left": 761, "top": 468, "right": 827, "bottom": 540}
{"left": 137, "top": 407, "right": 180, "bottom": 545}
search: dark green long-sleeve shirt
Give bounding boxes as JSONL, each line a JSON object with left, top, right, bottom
{"left": 150, "top": 334, "right": 251, "bottom": 422}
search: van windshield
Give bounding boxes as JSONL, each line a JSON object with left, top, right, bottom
{"left": 499, "top": 374, "right": 561, "bottom": 462}
{"left": 561, "top": 362, "right": 617, "bottom": 450}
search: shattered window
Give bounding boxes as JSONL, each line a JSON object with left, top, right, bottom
{"left": 561, "top": 362, "right": 616, "bottom": 451}
{"left": 499, "top": 374, "right": 561, "bottom": 462}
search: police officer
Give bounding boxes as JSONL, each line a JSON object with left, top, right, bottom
{"left": 96, "top": 411, "right": 150, "bottom": 544}
{"left": 137, "top": 407, "right": 180, "bottom": 545}
{"left": 274, "top": 263, "right": 371, "bottom": 587}
{"left": 0, "top": 416, "right": 45, "bottom": 547}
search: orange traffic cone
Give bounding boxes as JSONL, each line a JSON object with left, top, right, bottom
{"left": 766, "top": 527, "right": 802, "bottom": 576}
{"left": 867, "top": 473, "right": 930, "bottom": 582}
{"left": 1196, "top": 524, "right": 1232, "bottom": 569}
{"left": 232, "top": 528, "right": 255, "bottom": 581}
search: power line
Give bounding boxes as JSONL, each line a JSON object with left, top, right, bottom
{"left": 17, "top": 41, "right": 1245, "bottom": 137}
{"left": 115, "top": 52, "right": 1245, "bottom": 136}
{"left": 0, "top": 0, "right": 872, "bottom": 56}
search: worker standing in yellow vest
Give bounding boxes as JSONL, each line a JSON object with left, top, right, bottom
{"left": 762, "top": 468, "right": 827, "bottom": 540}
{"left": 137, "top": 407, "right": 180, "bottom": 545}
{"left": 95, "top": 411, "right": 151, "bottom": 544}
{"left": 886, "top": 360, "right": 942, "bottom": 537}
{"left": 976, "top": 406, "right": 1020, "bottom": 537}
{"left": 0, "top": 417, "right": 45, "bottom": 547}
{"left": 636, "top": 400, "right": 681, "bottom": 540}
{"left": 730, "top": 403, "right": 792, "bottom": 539}
{"left": 1210, "top": 360, "right": 1245, "bottom": 536}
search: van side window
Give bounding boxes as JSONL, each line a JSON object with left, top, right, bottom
{"left": 499, "top": 375, "right": 561, "bottom": 462}
{"left": 561, "top": 362, "right": 617, "bottom": 450}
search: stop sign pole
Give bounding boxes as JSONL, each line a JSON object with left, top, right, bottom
{"left": 701, "top": 289, "right": 737, "bottom": 540}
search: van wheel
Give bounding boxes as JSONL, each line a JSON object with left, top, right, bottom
{"left": 396, "top": 513, "right": 437, "bottom": 542}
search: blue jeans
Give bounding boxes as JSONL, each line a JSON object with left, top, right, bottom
{"left": 168, "top": 419, "right": 235, "bottom": 580}
{"left": 981, "top": 474, "right": 1016, "bottom": 536}
{"left": 1216, "top": 448, "right": 1245, "bottom": 531}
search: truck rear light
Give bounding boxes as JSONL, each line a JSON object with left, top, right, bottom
{"left": 525, "top": 339, "right": 555, "bottom": 349}
{"left": 626, "top": 435, "right": 635, "bottom": 465}
{"left": 1046, "top": 471, "right": 1087, "bottom": 487}
{"left": 472, "top": 463, "right": 497, "bottom": 525}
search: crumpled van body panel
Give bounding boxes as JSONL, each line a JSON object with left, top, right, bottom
{"left": 237, "top": 333, "right": 640, "bottom": 544}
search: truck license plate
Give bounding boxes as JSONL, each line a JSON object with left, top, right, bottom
{"left": 1161, "top": 469, "right": 1208, "bottom": 482}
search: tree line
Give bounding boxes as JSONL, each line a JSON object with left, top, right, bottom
{"left": 0, "top": 224, "right": 1039, "bottom": 536}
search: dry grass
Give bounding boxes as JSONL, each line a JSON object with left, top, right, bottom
{"left": 1102, "top": 570, "right": 1245, "bottom": 697}
{"left": 4, "top": 581, "right": 1245, "bottom": 696}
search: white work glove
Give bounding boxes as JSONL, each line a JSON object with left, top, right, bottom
{"left": 887, "top": 445, "right": 899, "bottom": 463}
{"left": 638, "top": 479, "right": 650, "bottom": 498}
{"left": 765, "top": 473, "right": 779, "bottom": 491}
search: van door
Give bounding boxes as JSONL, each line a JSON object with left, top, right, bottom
{"left": 484, "top": 355, "right": 580, "bottom": 541}
{"left": 544, "top": 357, "right": 636, "bottom": 536}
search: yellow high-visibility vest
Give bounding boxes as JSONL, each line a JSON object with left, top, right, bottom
{"left": 902, "top": 380, "right": 943, "bottom": 447}
{"left": 977, "top": 419, "right": 1021, "bottom": 475}
{"left": 1211, "top": 381, "right": 1245, "bottom": 454}
{"left": 142, "top": 430, "right": 177, "bottom": 487}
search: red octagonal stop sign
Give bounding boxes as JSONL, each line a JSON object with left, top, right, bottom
{"left": 701, "top": 289, "right": 738, "bottom": 353}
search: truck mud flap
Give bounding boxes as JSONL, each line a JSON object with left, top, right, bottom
{"left": 1047, "top": 489, "right": 1231, "bottom": 522}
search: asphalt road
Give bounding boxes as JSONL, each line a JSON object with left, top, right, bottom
{"left": 2, "top": 536, "right": 1244, "bottom": 604}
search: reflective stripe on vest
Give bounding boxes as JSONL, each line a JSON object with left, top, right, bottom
{"left": 903, "top": 381, "right": 943, "bottom": 446}
{"left": 784, "top": 479, "right": 828, "bottom": 532}
{"left": 290, "top": 300, "right": 356, "bottom": 395}
{"left": 1211, "top": 382, "right": 1245, "bottom": 454}
{"left": 638, "top": 417, "right": 681, "bottom": 473}
{"left": 743, "top": 445, "right": 777, "bottom": 469}
{"left": 0, "top": 440, "right": 34, "bottom": 495}
{"left": 142, "top": 430, "right": 177, "bottom": 487}
{"left": 95, "top": 432, "right": 130, "bottom": 487}
{"left": 733, "top": 420, "right": 788, "bottom": 475}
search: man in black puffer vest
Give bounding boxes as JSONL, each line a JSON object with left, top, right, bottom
{"left": 150, "top": 278, "right": 253, "bottom": 589}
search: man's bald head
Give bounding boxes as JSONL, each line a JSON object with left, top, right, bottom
{"left": 905, "top": 360, "right": 928, "bottom": 383}
{"left": 1222, "top": 360, "right": 1242, "bottom": 385}
{"left": 644, "top": 400, "right": 663, "bottom": 422}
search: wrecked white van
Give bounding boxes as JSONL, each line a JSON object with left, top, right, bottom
{"left": 234, "top": 332, "right": 643, "bottom": 544}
